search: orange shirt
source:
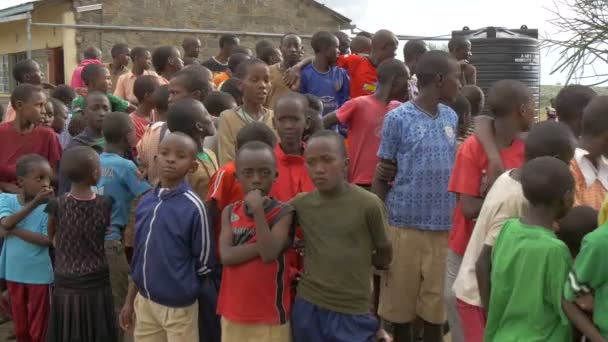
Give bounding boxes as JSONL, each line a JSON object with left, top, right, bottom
{"left": 269, "top": 144, "right": 315, "bottom": 202}
{"left": 206, "top": 161, "right": 244, "bottom": 212}
{"left": 114, "top": 70, "right": 159, "bottom": 103}
{"left": 130, "top": 112, "right": 152, "bottom": 143}
{"left": 570, "top": 152, "right": 608, "bottom": 210}
{"left": 213, "top": 72, "right": 230, "bottom": 88}
{"left": 337, "top": 54, "right": 377, "bottom": 99}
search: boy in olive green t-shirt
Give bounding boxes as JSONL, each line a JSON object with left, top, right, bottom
{"left": 290, "top": 130, "right": 392, "bottom": 342}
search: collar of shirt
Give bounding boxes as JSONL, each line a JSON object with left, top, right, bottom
{"left": 237, "top": 107, "right": 267, "bottom": 124}
{"left": 575, "top": 147, "right": 608, "bottom": 188}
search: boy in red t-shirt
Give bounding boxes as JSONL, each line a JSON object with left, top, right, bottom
{"left": 217, "top": 141, "right": 295, "bottom": 341}
{"left": 323, "top": 58, "right": 408, "bottom": 187}
{"left": 270, "top": 92, "right": 315, "bottom": 202}
{"left": 444, "top": 80, "right": 535, "bottom": 341}
{"left": 206, "top": 122, "right": 277, "bottom": 238}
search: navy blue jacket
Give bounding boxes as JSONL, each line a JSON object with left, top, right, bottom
{"left": 131, "top": 181, "right": 215, "bottom": 307}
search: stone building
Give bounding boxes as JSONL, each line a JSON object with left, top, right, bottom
{"left": 0, "top": 0, "right": 351, "bottom": 100}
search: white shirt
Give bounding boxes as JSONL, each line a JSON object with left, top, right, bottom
{"left": 453, "top": 170, "right": 529, "bottom": 307}
{"left": 574, "top": 148, "right": 608, "bottom": 189}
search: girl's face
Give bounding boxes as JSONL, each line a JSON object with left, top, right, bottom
{"left": 239, "top": 63, "right": 270, "bottom": 106}
{"left": 51, "top": 102, "right": 69, "bottom": 134}
{"left": 39, "top": 101, "right": 54, "bottom": 127}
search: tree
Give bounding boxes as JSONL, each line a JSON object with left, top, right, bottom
{"left": 544, "top": 0, "right": 608, "bottom": 86}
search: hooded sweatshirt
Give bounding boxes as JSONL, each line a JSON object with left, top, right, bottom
{"left": 70, "top": 59, "right": 103, "bottom": 89}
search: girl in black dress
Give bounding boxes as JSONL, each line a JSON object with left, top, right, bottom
{"left": 46, "top": 146, "right": 117, "bottom": 342}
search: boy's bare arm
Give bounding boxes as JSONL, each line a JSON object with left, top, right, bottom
{"left": 563, "top": 298, "right": 608, "bottom": 342}
{"left": 474, "top": 116, "right": 504, "bottom": 195}
{"left": 248, "top": 189, "right": 293, "bottom": 263}
{"left": 322, "top": 112, "right": 340, "bottom": 129}
{"left": 461, "top": 195, "right": 484, "bottom": 220}
{"left": 476, "top": 244, "right": 493, "bottom": 310}
{"left": 372, "top": 159, "right": 396, "bottom": 201}
{"left": 9, "top": 228, "right": 52, "bottom": 246}
{"left": 219, "top": 206, "right": 259, "bottom": 266}
{"left": 0, "top": 189, "right": 53, "bottom": 230}
{"left": 372, "top": 242, "right": 392, "bottom": 270}
{"left": 119, "top": 279, "right": 138, "bottom": 331}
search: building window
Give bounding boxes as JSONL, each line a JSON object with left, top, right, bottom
{"left": 0, "top": 55, "right": 9, "bottom": 94}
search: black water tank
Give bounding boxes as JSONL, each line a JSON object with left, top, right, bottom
{"left": 452, "top": 26, "right": 540, "bottom": 116}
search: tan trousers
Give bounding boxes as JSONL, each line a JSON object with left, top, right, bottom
{"left": 134, "top": 293, "right": 199, "bottom": 342}
{"left": 221, "top": 317, "right": 292, "bottom": 342}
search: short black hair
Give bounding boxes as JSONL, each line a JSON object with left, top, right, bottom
{"left": 219, "top": 34, "right": 239, "bottom": 48}
{"left": 81, "top": 63, "right": 107, "bottom": 86}
{"left": 236, "top": 140, "right": 277, "bottom": 167}
{"left": 16, "top": 154, "right": 48, "bottom": 178}
{"left": 280, "top": 33, "right": 301, "bottom": 45}
{"left": 49, "top": 97, "right": 67, "bottom": 118}
{"left": 521, "top": 156, "right": 574, "bottom": 206}
{"left": 231, "top": 46, "right": 253, "bottom": 57}
{"left": 133, "top": 75, "right": 160, "bottom": 103}
{"left": 103, "top": 112, "right": 132, "bottom": 144}
{"left": 311, "top": 31, "right": 336, "bottom": 54}
{"left": 524, "top": 121, "right": 574, "bottom": 160}
{"left": 377, "top": 58, "right": 409, "bottom": 85}
{"left": 83, "top": 46, "right": 102, "bottom": 60}
{"left": 356, "top": 31, "right": 373, "bottom": 39}
{"left": 555, "top": 85, "right": 597, "bottom": 123}
{"left": 171, "top": 67, "right": 213, "bottom": 102}
{"left": 12, "top": 59, "right": 38, "bottom": 83}
{"left": 524, "top": 121, "right": 575, "bottom": 162}
{"left": 51, "top": 85, "right": 77, "bottom": 106}
{"left": 403, "top": 40, "right": 428, "bottom": 61}
{"left": 130, "top": 47, "right": 148, "bottom": 61}
{"left": 219, "top": 78, "right": 242, "bottom": 105}
{"left": 462, "top": 85, "right": 484, "bottom": 116}
{"left": 307, "top": 129, "right": 347, "bottom": 158}
{"left": 235, "top": 122, "right": 277, "bottom": 150}
{"left": 304, "top": 94, "right": 323, "bottom": 114}
{"left": 61, "top": 146, "right": 99, "bottom": 184}
{"left": 350, "top": 36, "right": 372, "bottom": 54}
{"left": 228, "top": 53, "right": 251, "bottom": 74}
{"left": 449, "top": 95, "right": 471, "bottom": 119}
{"left": 255, "top": 40, "right": 274, "bottom": 57}
{"left": 258, "top": 46, "right": 281, "bottom": 65}
{"left": 10, "top": 84, "right": 43, "bottom": 108}
{"left": 84, "top": 90, "right": 109, "bottom": 109}
{"left": 582, "top": 95, "right": 608, "bottom": 137}
{"left": 274, "top": 91, "right": 308, "bottom": 114}
{"left": 416, "top": 50, "right": 458, "bottom": 88}
{"left": 204, "top": 91, "right": 236, "bottom": 116}
{"left": 153, "top": 85, "right": 170, "bottom": 112}
{"left": 448, "top": 36, "right": 470, "bottom": 52}
{"left": 111, "top": 43, "right": 129, "bottom": 58}
{"left": 152, "top": 46, "right": 176, "bottom": 73}
{"left": 166, "top": 98, "right": 208, "bottom": 137}
{"left": 557, "top": 206, "right": 598, "bottom": 256}
{"left": 234, "top": 58, "right": 267, "bottom": 79}
{"left": 487, "top": 80, "right": 532, "bottom": 118}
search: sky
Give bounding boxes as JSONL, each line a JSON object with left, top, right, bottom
{"left": 322, "top": 0, "right": 601, "bottom": 85}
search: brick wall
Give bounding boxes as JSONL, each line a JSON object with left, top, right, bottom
{"left": 72, "top": 0, "right": 348, "bottom": 63}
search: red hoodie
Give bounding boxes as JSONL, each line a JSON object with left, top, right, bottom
{"left": 70, "top": 59, "right": 103, "bottom": 90}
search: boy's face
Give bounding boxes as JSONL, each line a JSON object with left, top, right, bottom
{"left": 51, "top": 103, "right": 68, "bottom": 134}
{"left": 92, "top": 68, "right": 112, "bottom": 93}
{"left": 168, "top": 78, "right": 194, "bottom": 104}
{"left": 518, "top": 97, "right": 536, "bottom": 131}
{"left": 324, "top": 37, "right": 340, "bottom": 65}
{"left": 185, "top": 40, "right": 202, "bottom": 58}
{"left": 281, "top": 35, "right": 303, "bottom": 68}
{"left": 136, "top": 51, "right": 153, "bottom": 70}
{"left": 269, "top": 49, "right": 283, "bottom": 66}
{"left": 305, "top": 137, "right": 348, "bottom": 192}
{"left": 39, "top": 101, "right": 54, "bottom": 128}
{"left": 25, "top": 62, "right": 42, "bottom": 85}
{"left": 304, "top": 109, "right": 323, "bottom": 138}
{"left": 117, "top": 49, "right": 131, "bottom": 67}
{"left": 239, "top": 63, "right": 270, "bottom": 106}
{"left": 439, "top": 60, "right": 463, "bottom": 103}
{"left": 225, "top": 40, "right": 240, "bottom": 55}
{"left": 455, "top": 42, "right": 472, "bottom": 61}
{"left": 170, "top": 49, "right": 184, "bottom": 72}
{"left": 85, "top": 94, "right": 110, "bottom": 131}
{"left": 17, "top": 90, "right": 46, "bottom": 125}
{"left": 236, "top": 149, "right": 277, "bottom": 195}
{"left": 273, "top": 99, "right": 307, "bottom": 146}
{"left": 156, "top": 135, "right": 197, "bottom": 182}
{"left": 194, "top": 109, "right": 217, "bottom": 138}
{"left": 18, "top": 161, "right": 52, "bottom": 200}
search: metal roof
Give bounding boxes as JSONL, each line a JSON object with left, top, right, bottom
{"left": 310, "top": 0, "right": 352, "bottom": 25}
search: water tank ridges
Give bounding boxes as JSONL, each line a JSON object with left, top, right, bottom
{"left": 452, "top": 26, "right": 540, "bottom": 116}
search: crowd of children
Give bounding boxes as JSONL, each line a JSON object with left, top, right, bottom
{"left": 1, "top": 28, "right": 608, "bottom": 342}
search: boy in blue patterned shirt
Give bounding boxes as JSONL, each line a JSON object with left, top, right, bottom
{"left": 299, "top": 31, "right": 350, "bottom": 136}
{"left": 373, "top": 50, "right": 462, "bottom": 342}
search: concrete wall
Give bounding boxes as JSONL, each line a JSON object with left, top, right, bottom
{"left": 72, "top": 0, "right": 348, "bottom": 63}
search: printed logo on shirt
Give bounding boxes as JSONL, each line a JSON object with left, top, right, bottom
{"left": 444, "top": 126, "right": 456, "bottom": 142}
{"left": 363, "top": 83, "right": 376, "bottom": 93}
{"left": 233, "top": 227, "right": 254, "bottom": 246}
{"left": 230, "top": 212, "right": 240, "bottom": 223}
{"left": 335, "top": 81, "right": 342, "bottom": 91}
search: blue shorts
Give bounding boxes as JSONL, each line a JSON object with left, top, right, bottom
{"left": 291, "top": 296, "right": 378, "bottom": 342}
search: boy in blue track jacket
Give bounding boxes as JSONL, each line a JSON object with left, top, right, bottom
{"left": 119, "top": 132, "right": 215, "bottom": 341}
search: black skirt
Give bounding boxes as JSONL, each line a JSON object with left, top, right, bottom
{"left": 46, "top": 270, "right": 118, "bottom": 342}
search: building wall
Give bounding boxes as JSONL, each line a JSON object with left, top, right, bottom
{"left": 71, "top": 0, "right": 348, "bottom": 64}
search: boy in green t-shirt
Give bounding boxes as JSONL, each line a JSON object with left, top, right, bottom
{"left": 71, "top": 64, "right": 133, "bottom": 114}
{"left": 485, "top": 156, "right": 602, "bottom": 342}
{"left": 564, "top": 220, "right": 608, "bottom": 339}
